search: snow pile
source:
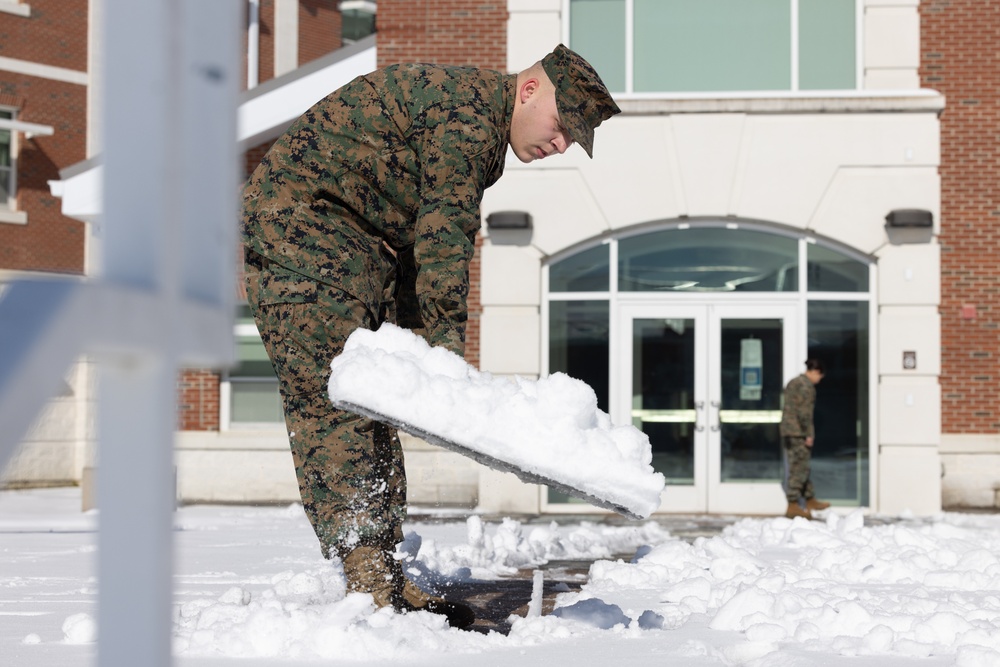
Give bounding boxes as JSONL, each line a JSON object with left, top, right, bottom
{"left": 555, "top": 511, "right": 1000, "bottom": 662}
{"left": 327, "top": 323, "right": 665, "bottom": 519}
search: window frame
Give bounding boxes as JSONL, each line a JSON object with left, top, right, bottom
{"left": 221, "top": 306, "right": 284, "bottom": 430}
{"left": 562, "top": 0, "right": 864, "bottom": 98}
{"left": 0, "top": 108, "right": 18, "bottom": 214}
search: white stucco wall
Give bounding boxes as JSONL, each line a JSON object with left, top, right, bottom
{"left": 474, "top": 0, "right": 942, "bottom": 516}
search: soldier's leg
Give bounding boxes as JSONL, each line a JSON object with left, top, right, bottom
{"left": 783, "top": 436, "right": 811, "bottom": 504}
{"left": 244, "top": 251, "right": 405, "bottom": 558}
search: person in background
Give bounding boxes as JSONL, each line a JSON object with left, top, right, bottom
{"left": 780, "top": 359, "right": 829, "bottom": 519}
{"left": 241, "top": 45, "right": 620, "bottom": 628}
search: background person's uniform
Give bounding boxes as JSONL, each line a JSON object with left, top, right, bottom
{"left": 780, "top": 373, "right": 818, "bottom": 505}
{"left": 242, "top": 63, "right": 515, "bottom": 560}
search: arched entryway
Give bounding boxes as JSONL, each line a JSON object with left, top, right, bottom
{"left": 543, "top": 221, "right": 872, "bottom": 514}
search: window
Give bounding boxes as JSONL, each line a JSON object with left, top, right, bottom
{"left": 568, "top": 0, "right": 857, "bottom": 94}
{"left": 226, "top": 305, "right": 284, "bottom": 426}
{"left": 0, "top": 110, "right": 13, "bottom": 208}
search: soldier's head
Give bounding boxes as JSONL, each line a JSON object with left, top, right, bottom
{"left": 805, "top": 358, "right": 825, "bottom": 384}
{"left": 510, "top": 45, "right": 620, "bottom": 163}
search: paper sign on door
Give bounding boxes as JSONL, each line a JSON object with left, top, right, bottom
{"left": 740, "top": 338, "right": 762, "bottom": 401}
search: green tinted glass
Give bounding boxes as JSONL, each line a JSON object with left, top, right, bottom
{"left": 549, "top": 243, "right": 610, "bottom": 292}
{"left": 619, "top": 227, "right": 798, "bottom": 292}
{"left": 807, "top": 243, "right": 868, "bottom": 292}
{"left": 548, "top": 300, "right": 609, "bottom": 412}
{"left": 799, "top": 0, "right": 856, "bottom": 90}
{"left": 634, "top": 0, "right": 790, "bottom": 92}
{"left": 807, "top": 300, "right": 869, "bottom": 506}
{"left": 569, "top": 0, "right": 626, "bottom": 93}
{"left": 230, "top": 380, "right": 284, "bottom": 423}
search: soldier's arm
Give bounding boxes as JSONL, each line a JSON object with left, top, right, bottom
{"left": 410, "top": 107, "right": 495, "bottom": 356}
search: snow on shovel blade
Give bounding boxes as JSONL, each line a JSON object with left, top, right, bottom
{"left": 327, "top": 324, "right": 665, "bottom": 520}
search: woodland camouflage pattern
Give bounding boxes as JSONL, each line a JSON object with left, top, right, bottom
{"left": 780, "top": 373, "right": 816, "bottom": 438}
{"left": 243, "top": 64, "right": 516, "bottom": 354}
{"left": 242, "top": 64, "right": 515, "bottom": 558}
{"left": 781, "top": 373, "right": 818, "bottom": 503}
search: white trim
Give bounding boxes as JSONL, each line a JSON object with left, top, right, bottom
{"left": 0, "top": 55, "right": 87, "bottom": 85}
{"left": 0, "top": 117, "right": 53, "bottom": 137}
{"left": 0, "top": 208, "right": 26, "bottom": 224}
{"left": 0, "top": 2, "right": 30, "bottom": 17}
{"left": 274, "top": 0, "right": 299, "bottom": 77}
{"left": 247, "top": 0, "right": 260, "bottom": 89}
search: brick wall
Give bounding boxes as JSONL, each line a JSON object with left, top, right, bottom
{"left": 0, "top": 0, "right": 87, "bottom": 67}
{"left": 378, "top": 0, "right": 509, "bottom": 369}
{"left": 376, "top": 1, "right": 507, "bottom": 70}
{"left": 0, "top": 0, "right": 88, "bottom": 273}
{"left": 921, "top": 0, "right": 1000, "bottom": 433}
{"left": 258, "top": 0, "right": 275, "bottom": 83}
{"left": 178, "top": 370, "right": 222, "bottom": 431}
{"left": 299, "top": 0, "right": 342, "bottom": 66}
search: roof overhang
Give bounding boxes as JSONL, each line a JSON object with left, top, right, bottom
{"left": 49, "top": 36, "right": 377, "bottom": 222}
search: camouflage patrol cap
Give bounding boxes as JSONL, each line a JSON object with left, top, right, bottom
{"left": 541, "top": 44, "right": 621, "bottom": 158}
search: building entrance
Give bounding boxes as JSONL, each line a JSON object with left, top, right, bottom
{"left": 617, "top": 302, "right": 798, "bottom": 514}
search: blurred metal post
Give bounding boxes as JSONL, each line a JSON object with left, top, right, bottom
{"left": 0, "top": 1, "right": 238, "bottom": 663}
{"left": 95, "top": 0, "right": 239, "bottom": 665}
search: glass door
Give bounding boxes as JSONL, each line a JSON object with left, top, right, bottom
{"left": 707, "top": 304, "right": 798, "bottom": 513}
{"left": 616, "top": 305, "right": 708, "bottom": 512}
{"left": 617, "top": 302, "right": 797, "bottom": 514}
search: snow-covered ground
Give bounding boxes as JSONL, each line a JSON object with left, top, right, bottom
{"left": 4, "top": 487, "right": 1000, "bottom": 666}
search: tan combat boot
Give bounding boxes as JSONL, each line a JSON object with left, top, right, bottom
{"left": 341, "top": 545, "right": 402, "bottom": 609}
{"left": 785, "top": 502, "right": 813, "bottom": 520}
{"left": 806, "top": 498, "right": 830, "bottom": 511}
{"left": 400, "top": 577, "right": 476, "bottom": 629}
{"left": 341, "top": 545, "right": 476, "bottom": 629}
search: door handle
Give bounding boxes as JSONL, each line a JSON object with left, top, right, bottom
{"left": 710, "top": 400, "right": 721, "bottom": 431}
{"left": 695, "top": 400, "right": 705, "bottom": 432}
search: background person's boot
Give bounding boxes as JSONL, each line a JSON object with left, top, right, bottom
{"left": 785, "top": 502, "right": 813, "bottom": 520}
{"left": 806, "top": 498, "right": 830, "bottom": 511}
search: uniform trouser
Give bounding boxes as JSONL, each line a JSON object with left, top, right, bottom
{"left": 244, "top": 248, "right": 405, "bottom": 560}
{"left": 782, "top": 436, "right": 815, "bottom": 504}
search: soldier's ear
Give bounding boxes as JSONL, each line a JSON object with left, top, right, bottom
{"left": 519, "top": 77, "right": 541, "bottom": 103}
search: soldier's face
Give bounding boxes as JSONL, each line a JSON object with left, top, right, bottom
{"left": 510, "top": 77, "right": 574, "bottom": 163}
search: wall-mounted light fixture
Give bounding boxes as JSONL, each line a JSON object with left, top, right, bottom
{"left": 486, "top": 210, "right": 532, "bottom": 230}
{"left": 885, "top": 209, "right": 933, "bottom": 228}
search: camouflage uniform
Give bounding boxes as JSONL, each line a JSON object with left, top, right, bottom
{"left": 242, "top": 45, "right": 620, "bottom": 567}
{"left": 780, "top": 373, "right": 817, "bottom": 504}
{"left": 242, "top": 63, "right": 515, "bottom": 559}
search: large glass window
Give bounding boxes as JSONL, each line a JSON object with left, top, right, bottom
{"left": 548, "top": 300, "right": 610, "bottom": 412}
{"left": 569, "top": 0, "right": 857, "bottom": 94}
{"left": 807, "top": 300, "right": 870, "bottom": 506}
{"left": 807, "top": 242, "right": 869, "bottom": 292}
{"left": 618, "top": 227, "right": 798, "bottom": 292}
{"left": 228, "top": 305, "right": 283, "bottom": 425}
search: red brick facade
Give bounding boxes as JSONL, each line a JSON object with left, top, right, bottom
{"left": 376, "top": 0, "right": 510, "bottom": 370}
{"left": 299, "top": 0, "right": 342, "bottom": 67}
{"left": 920, "top": 0, "right": 1000, "bottom": 432}
{"left": 178, "top": 370, "right": 222, "bottom": 431}
{"left": 376, "top": 1, "right": 507, "bottom": 70}
{"left": 0, "top": 0, "right": 88, "bottom": 274}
